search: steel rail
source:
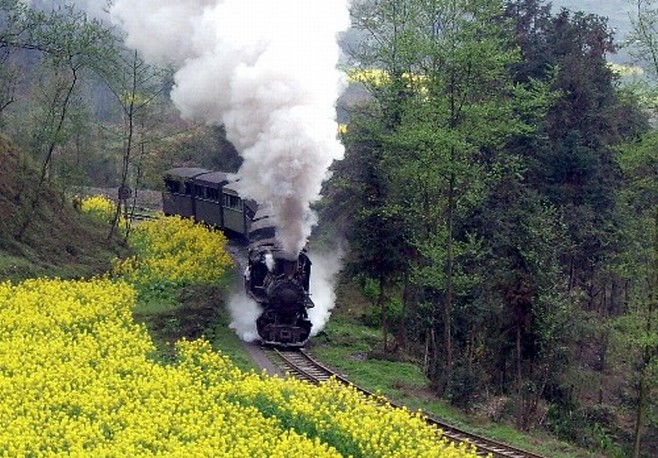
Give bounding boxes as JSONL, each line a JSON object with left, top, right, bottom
{"left": 269, "top": 347, "right": 549, "bottom": 458}
{"left": 127, "top": 212, "right": 157, "bottom": 221}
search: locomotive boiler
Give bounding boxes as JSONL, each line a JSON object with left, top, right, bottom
{"left": 162, "top": 167, "right": 314, "bottom": 346}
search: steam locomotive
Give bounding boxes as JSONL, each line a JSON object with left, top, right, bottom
{"left": 162, "top": 167, "right": 314, "bottom": 346}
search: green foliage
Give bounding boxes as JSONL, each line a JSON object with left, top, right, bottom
{"left": 545, "top": 401, "right": 627, "bottom": 456}
{"left": 446, "top": 362, "right": 484, "bottom": 411}
{"left": 328, "top": 0, "right": 652, "bottom": 446}
{"left": 609, "top": 120, "right": 658, "bottom": 456}
{"left": 343, "top": 0, "right": 563, "bottom": 395}
{"left": 361, "top": 288, "right": 404, "bottom": 330}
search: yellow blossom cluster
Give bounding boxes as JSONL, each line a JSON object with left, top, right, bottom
{"left": 606, "top": 62, "right": 644, "bottom": 77}
{"left": 206, "top": 369, "right": 481, "bottom": 458}
{"left": 0, "top": 205, "right": 488, "bottom": 456}
{"left": 0, "top": 278, "right": 343, "bottom": 457}
{"left": 112, "top": 215, "right": 234, "bottom": 287}
{"left": 79, "top": 194, "right": 120, "bottom": 225}
{"left": 347, "top": 68, "right": 427, "bottom": 88}
{"left": 0, "top": 276, "right": 480, "bottom": 456}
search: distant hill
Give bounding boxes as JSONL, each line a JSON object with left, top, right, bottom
{"left": 0, "top": 135, "right": 129, "bottom": 281}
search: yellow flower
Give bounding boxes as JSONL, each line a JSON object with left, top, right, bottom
{"left": 0, "top": 214, "right": 483, "bottom": 456}
{"left": 79, "top": 195, "right": 121, "bottom": 224}
{"left": 113, "top": 214, "right": 234, "bottom": 288}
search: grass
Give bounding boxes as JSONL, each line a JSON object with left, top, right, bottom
{"left": 0, "top": 254, "right": 48, "bottom": 282}
{"left": 130, "top": 275, "right": 259, "bottom": 372}
{"left": 308, "top": 306, "right": 598, "bottom": 458}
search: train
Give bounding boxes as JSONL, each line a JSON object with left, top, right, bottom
{"left": 162, "top": 167, "right": 314, "bottom": 346}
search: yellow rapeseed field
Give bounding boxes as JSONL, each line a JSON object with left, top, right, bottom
{"left": 0, "top": 197, "right": 482, "bottom": 456}
{"left": 112, "top": 214, "right": 234, "bottom": 288}
{"left": 79, "top": 194, "right": 125, "bottom": 227}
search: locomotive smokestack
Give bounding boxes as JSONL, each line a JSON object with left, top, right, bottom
{"left": 110, "top": 0, "right": 349, "bottom": 255}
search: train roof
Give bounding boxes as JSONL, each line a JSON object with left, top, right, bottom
{"left": 164, "top": 167, "right": 211, "bottom": 180}
{"left": 249, "top": 215, "right": 274, "bottom": 233}
{"left": 193, "top": 171, "right": 230, "bottom": 187}
{"left": 252, "top": 206, "right": 273, "bottom": 222}
{"left": 223, "top": 181, "right": 240, "bottom": 195}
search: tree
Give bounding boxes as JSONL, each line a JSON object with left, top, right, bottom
{"left": 499, "top": 0, "right": 652, "bottom": 438}
{"left": 471, "top": 155, "right": 573, "bottom": 428}
{"left": 338, "top": 112, "right": 411, "bottom": 351}
{"left": 0, "top": 0, "right": 30, "bottom": 115}
{"left": 7, "top": 4, "right": 117, "bottom": 237}
{"left": 505, "top": 0, "right": 647, "bottom": 301}
{"left": 100, "top": 48, "right": 170, "bottom": 240}
{"left": 611, "top": 129, "right": 658, "bottom": 458}
{"left": 614, "top": 6, "right": 658, "bottom": 451}
{"left": 341, "top": 0, "right": 421, "bottom": 351}
{"left": 348, "top": 0, "right": 551, "bottom": 392}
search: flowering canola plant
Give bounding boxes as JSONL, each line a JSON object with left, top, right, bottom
{"left": 0, "top": 278, "right": 344, "bottom": 457}
{"left": 79, "top": 194, "right": 125, "bottom": 227}
{"left": 112, "top": 214, "right": 234, "bottom": 288}
{"left": 0, "top": 210, "right": 482, "bottom": 457}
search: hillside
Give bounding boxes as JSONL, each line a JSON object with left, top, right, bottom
{"left": 0, "top": 135, "right": 129, "bottom": 281}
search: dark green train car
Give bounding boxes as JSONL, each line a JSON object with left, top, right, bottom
{"left": 162, "top": 167, "right": 254, "bottom": 238}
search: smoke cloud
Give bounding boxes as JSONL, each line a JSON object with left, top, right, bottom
{"left": 308, "top": 247, "right": 345, "bottom": 335}
{"left": 227, "top": 291, "right": 261, "bottom": 342}
{"left": 110, "top": 0, "right": 350, "bottom": 256}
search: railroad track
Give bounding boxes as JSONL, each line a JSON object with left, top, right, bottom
{"left": 270, "top": 347, "right": 548, "bottom": 458}
{"left": 127, "top": 211, "right": 158, "bottom": 222}
{"left": 130, "top": 212, "right": 157, "bottom": 221}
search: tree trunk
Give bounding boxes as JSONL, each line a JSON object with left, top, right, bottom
{"left": 379, "top": 275, "right": 388, "bottom": 351}
{"left": 516, "top": 323, "right": 524, "bottom": 429}
{"left": 397, "top": 272, "right": 410, "bottom": 349}
{"left": 109, "top": 54, "right": 138, "bottom": 240}
{"left": 16, "top": 68, "right": 78, "bottom": 239}
{"left": 633, "top": 362, "right": 647, "bottom": 458}
{"left": 444, "top": 171, "right": 455, "bottom": 383}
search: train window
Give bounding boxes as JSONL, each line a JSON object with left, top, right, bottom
{"left": 165, "top": 180, "right": 181, "bottom": 194}
{"left": 207, "top": 188, "right": 220, "bottom": 201}
{"left": 223, "top": 194, "right": 243, "bottom": 210}
{"left": 194, "top": 185, "right": 205, "bottom": 198}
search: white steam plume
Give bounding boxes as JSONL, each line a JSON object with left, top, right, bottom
{"left": 227, "top": 292, "right": 261, "bottom": 342}
{"left": 111, "top": 0, "right": 349, "bottom": 256}
{"left": 308, "top": 248, "right": 344, "bottom": 335}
